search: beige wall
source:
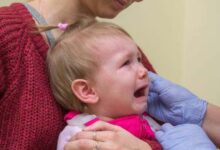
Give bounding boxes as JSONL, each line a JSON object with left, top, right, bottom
{"left": 0, "top": 0, "right": 23, "bottom": 6}
{"left": 1, "top": 0, "right": 220, "bottom": 105}
{"left": 109, "top": 0, "right": 185, "bottom": 83}
{"left": 182, "top": 0, "right": 220, "bottom": 105}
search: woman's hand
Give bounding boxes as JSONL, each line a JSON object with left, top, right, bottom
{"left": 64, "top": 121, "right": 152, "bottom": 150}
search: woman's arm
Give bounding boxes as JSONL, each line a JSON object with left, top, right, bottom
{"left": 203, "top": 103, "right": 220, "bottom": 147}
{"left": 0, "top": 59, "right": 5, "bottom": 97}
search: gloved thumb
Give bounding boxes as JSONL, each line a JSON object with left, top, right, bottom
{"left": 149, "top": 72, "right": 172, "bottom": 93}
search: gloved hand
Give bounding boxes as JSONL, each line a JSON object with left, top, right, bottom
{"left": 147, "top": 72, "right": 207, "bottom": 125}
{"left": 156, "top": 123, "right": 216, "bottom": 150}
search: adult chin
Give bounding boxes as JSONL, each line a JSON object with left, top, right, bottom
{"left": 98, "top": 11, "right": 120, "bottom": 19}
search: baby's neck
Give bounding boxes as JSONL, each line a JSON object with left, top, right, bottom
{"left": 97, "top": 115, "right": 113, "bottom": 122}
{"left": 84, "top": 109, "right": 113, "bottom": 121}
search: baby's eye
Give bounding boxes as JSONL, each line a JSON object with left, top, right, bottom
{"left": 122, "top": 60, "right": 130, "bottom": 67}
{"left": 137, "top": 56, "right": 142, "bottom": 62}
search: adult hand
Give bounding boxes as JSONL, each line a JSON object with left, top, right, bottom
{"left": 64, "top": 121, "right": 152, "bottom": 150}
{"left": 147, "top": 72, "right": 207, "bottom": 125}
{"left": 156, "top": 123, "right": 216, "bottom": 150}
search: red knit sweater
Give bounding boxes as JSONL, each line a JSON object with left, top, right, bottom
{"left": 0, "top": 3, "right": 156, "bottom": 150}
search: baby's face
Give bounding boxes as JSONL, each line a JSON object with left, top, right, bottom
{"left": 92, "top": 34, "right": 149, "bottom": 118}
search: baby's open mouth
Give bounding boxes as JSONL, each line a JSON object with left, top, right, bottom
{"left": 134, "top": 86, "right": 146, "bottom": 98}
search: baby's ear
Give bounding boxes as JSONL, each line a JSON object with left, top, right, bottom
{"left": 71, "top": 79, "right": 99, "bottom": 104}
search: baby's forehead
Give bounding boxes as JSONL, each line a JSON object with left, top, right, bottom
{"left": 91, "top": 34, "right": 138, "bottom": 57}
{"left": 89, "top": 34, "right": 133, "bottom": 51}
{"left": 90, "top": 32, "right": 132, "bottom": 45}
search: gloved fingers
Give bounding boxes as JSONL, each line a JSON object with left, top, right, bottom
{"left": 147, "top": 92, "right": 158, "bottom": 105}
{"left": 160, "top": 123, "right": 174, "bottom": 132}
{"left": 147, "top": 92, "right": 159, "bottom": 111}
{"left": 155, "top": 123, "right": 174, "bottom": 142}
{"left": 149, "top": 71, "right": 172, "bottom": 93}
{"left": 148, "top": 71, "right": 158, "bottom": 81}
{"left": 155, "top": 130, "right": 164, "bottom": 141}
{"left": 156, "top": 124, "right": 217, "bottom": 150}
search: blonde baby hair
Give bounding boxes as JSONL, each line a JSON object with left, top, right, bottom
{"left": 47, "top": 18, "right": 132, "bottom": 112}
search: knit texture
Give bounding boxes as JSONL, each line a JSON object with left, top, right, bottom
{"left": 0, "top": 3, "right": 156, "bottom": 150}
{"left": 0, "top": 3, "right": 65, "bottom": 150}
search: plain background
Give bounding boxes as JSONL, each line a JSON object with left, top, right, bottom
{"left": 1, "top": 0, "right": 220, "bottom": 106}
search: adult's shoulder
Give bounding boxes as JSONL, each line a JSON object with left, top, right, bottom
{"left": 0, "top": 3, "right": 35, "bottom": 41}
{"left": 0, "top": 3, "right": 34, "bottom": 23}
{"left": 0, "top": 3, "right": 46, "bottom": 56}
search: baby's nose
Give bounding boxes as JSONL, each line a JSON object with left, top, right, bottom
{"left": 138, "top": 65, "right": 148, "bottom": 79}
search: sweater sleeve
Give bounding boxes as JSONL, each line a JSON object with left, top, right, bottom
{"left": 0, "top": 4, "right": 30, "bottom": 100}
{"left": 0, "top": 6, "right": 19, "bottom": 99}
{"left": 0, "top": 58, "right": 5, "bottom": 98}
{"left": 0, "top": 4, "right": 64, "bottom": 150}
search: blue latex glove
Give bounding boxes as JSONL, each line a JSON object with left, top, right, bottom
{"left": 156, "top": 123, "right": 216, "bottom": 150}
{"left": 147, "top": 72, "right": 207, "bottom": 125}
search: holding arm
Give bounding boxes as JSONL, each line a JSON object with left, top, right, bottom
{"left": 148, "top": 72, "right": 220, "bottom": 147}
{"left": 65, "top": 121, "right": 152, "bottom": 150}
{"left": 203, "top": 103, "right": 220, "bottom": 147}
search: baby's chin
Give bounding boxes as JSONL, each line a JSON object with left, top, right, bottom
{"left": 133, "top": 102, "right": 147, "bottom": 115}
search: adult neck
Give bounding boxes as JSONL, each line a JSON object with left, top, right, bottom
{"left": 28, "top": 0, "right": 95, "bottom": 25}
{"left": 28, "top": 0, "right": 96, "bottom": 41}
